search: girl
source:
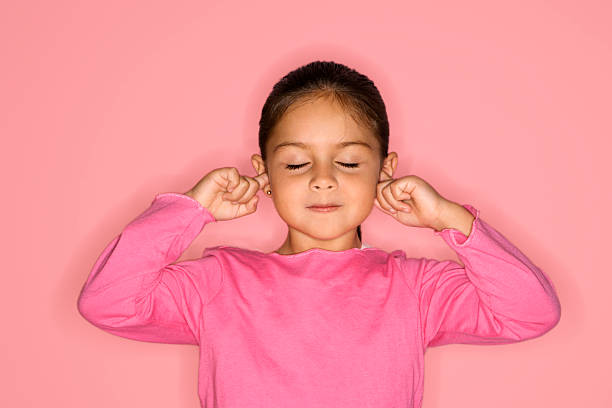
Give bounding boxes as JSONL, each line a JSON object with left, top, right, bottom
{"left": 77, "top": 60, "right": 561, "bottom": 407}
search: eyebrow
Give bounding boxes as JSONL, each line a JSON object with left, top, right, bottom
{"left": 273, "top": 141, "right": 373, "bottom": 153}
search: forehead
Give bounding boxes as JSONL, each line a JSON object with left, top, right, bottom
{"left": 268, "top": 97, "right": 378, "bottom": 154}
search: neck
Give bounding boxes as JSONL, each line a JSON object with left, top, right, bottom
{"left": 275, "top": 232, "right": 362, "bottom": 255}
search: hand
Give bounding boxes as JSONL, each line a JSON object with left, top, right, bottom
{"left": 184, "top": 167, "right": 269, "bottom": 221}
{"left": 374, "top": 173, "right": 452, "bottom": 230}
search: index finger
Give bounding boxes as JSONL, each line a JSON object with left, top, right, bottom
{"left": 252, "top": 172, "right": 269, "bottom": 190}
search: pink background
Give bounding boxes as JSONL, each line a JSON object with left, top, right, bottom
{"left": 1, "top": 0, "right": 609, "bottom": 407}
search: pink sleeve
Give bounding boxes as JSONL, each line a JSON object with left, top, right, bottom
{"left": 406, "top": 204, "right": 561, "bottom": 349}
{"left": 77, "top": 193, "right": 222, "bottom": 345}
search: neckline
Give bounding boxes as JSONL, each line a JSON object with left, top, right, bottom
{"left": 215, "top": 244, "right": 379, "bottom": 259}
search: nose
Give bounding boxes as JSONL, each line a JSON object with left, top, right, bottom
{"left": 309, "top": 164, "right": 338, "bottom": 191}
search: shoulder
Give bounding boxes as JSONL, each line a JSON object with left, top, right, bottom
{"left": 360, "top": 247, "right": 424, "bottom": 271}
{"left": 374, "top": 248, "right": 431, "bottom": 283}
{"left": 200, "top": 244, "right": 267, "bottom": 266}
{"left": 366, "top": 247, "right": 412, "bottom": 262}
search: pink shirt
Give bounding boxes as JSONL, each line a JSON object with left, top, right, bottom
{"left": 77, "top": 192, "right": 561, "bottom": 407}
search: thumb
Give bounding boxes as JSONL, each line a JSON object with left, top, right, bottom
{"left": 225, "top": 167, "right": 241, "bottom": 192}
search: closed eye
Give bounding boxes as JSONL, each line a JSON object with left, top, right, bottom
{"left": 286, "top": 162, "right": 359, "bottom": 170}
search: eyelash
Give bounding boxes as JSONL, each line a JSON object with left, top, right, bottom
{"left": 286, "top": 162, "right": 359, "bottom": 170}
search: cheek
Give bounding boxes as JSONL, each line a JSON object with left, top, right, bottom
{"left": 355, "top": 184, "right": 379, "bottom": 210}
{"left": 347, "top": 180, "right": 375, "bottom": 196}
{"left": 273, "top": 183, "right": 303, "bottom": 207}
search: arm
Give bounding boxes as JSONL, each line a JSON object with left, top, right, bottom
{"left": 76, "top": 193, "right": 222, "bottom": 345}
{"left": 403, "top": 204, "right": 561, "bottom": 349}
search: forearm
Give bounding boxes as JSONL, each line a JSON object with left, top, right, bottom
{"left": 77, "top": 193, "right": 213, "bottom": 325}
{"left": 422, "top": 202, "right": 561, "bottom": 346}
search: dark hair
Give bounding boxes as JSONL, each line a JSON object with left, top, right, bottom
{"left": 258, "top": 60, "right": 390, "bottom": 243}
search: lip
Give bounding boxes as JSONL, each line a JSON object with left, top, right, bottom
{"left": 307, "top": 205, "right": 341, "bottom": 212}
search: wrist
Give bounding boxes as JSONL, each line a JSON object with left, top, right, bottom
{"left": 431, "top": 200, "right": 475, "bottom": 236}
{"left": 183, "top": 190, "right": 208, "bottom": 209}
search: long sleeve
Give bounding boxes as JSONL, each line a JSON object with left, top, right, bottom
{"left": 403, "top": 204, "right": 561, "bottom": 349}
{"left": 77, "top": 192, "right": 222, "bottom": 345}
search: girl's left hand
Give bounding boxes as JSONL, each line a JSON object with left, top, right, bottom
{"left": 374, "top": 173, "right": 451, "bottom": 230}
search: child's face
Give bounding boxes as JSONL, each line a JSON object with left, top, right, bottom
{"left": 252, "top": 96, "right": 398, "bottom": 245}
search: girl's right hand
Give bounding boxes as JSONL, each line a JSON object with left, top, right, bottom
{"left": 183, "top": 167, "right": 269, "bottom": 221}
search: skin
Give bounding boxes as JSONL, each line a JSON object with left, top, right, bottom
{"left": 251, "top": 95, "right": 398, "bottom": 255}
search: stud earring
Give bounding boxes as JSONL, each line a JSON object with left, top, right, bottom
{"left": 266, "top": 189, "right": 271, "bottom": 195}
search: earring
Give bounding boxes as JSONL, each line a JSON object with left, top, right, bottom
{"left": 266, "top": 189, "right": 271, "bottom": 195}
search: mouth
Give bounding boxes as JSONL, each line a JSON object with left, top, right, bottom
{"left": 307, "top": 204, "right": 342, "bottom": 212}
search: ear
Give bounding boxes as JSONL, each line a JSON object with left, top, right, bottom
{"left": 251, "top": 153, "right": 270, "bottom": 191}
{"left": 379, "top": 152, "right": 398, "bottom": 181}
